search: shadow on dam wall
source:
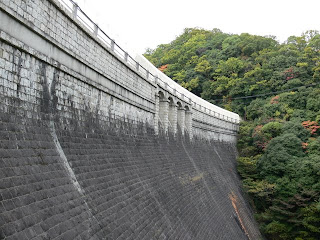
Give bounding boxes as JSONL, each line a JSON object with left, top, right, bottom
{"left": 0, "top": 104, "right": 262, "bottom": 239}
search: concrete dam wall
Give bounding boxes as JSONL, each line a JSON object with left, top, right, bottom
{"left": 0, "top": 0, "right": 262, "bottom": 239}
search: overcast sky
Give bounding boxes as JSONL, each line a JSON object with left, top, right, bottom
{"left": 74, "top": 0, "right": 320, "bottom": 55}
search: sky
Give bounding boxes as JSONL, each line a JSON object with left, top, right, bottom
{"left": 72, "top": 0, "right": 320, "bottom": 55}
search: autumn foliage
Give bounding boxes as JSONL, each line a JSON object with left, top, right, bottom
{"left": 158, "top": 64, "right": 169, "bottom": 72}
{"left": 282, "top": 67, "right": 298, "bottom": 80}
{"left": 145, "top": 28, "right": 320, "bottom": 240}
{"left": 302, "top": 120, "right": 320, "bottom": 135}
{"left": 270, "top": 95, "right": 279, "bottom": 104}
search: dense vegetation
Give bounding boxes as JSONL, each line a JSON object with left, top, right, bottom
{"left": 144, "top": 28, "right": 320, "bottom": 240}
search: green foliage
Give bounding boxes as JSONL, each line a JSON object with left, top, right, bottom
{"left": 307, "top": 137, "right": 320, "bottom": 155}
{"left": 145, "top": 28, "right": 320, "bottom": 239}
{"left": 238, "top": 155, "right": 260, "bottom": 179}
{"left": 263, "top": 221, "right": 290, "bottom": 240}
{"left": 258, "top": 133, "right": 304, "bottom": 178}
{"left": 245, "top": 98, "right": 267, "bottom": 121}
{"left": 282, "top": 121, "right": 310, "bottom": 141}
{"left": 306, "top": 89, "right": 320, "bottom": 112}
{"left": 237, "top": 121, "right": 258, "bottom": 156}
{"left": 262, "top": 122, "right": 283, "bottom": 138}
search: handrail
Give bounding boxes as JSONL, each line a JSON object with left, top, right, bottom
{"left": 57, "top": 0, "right": 240, "bottom": 124}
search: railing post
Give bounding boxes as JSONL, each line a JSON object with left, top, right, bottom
{"left": 135, "top": 62, "right": 139, "bottom": 71}
{"left": 146, "top": 71, "right": 149, "bottom": 79}
{"left": 94, "top": 24, "right": 99, "bottom": 36}
{"left": 111, "top": 40, "right": 115, "bottom": 51}
{"left": 72, "top": 3, "right": 78, "bottom": 18}
{"left": 124, "top": 52, "right": 128, "bottom": 62}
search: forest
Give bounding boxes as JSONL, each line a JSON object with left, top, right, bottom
{"left": 144, "top": 28, "right": 320, "bottom": 240}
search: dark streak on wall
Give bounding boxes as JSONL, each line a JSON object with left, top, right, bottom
{"left": 0, "top": 100, "right": 261, "bottom": 239}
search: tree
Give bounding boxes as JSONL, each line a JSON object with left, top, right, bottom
{"left": 257, "top": 133, "right": 304, "bottom": 178}
{"left": 145, "top": 29, "right": 320, "bottom": 239}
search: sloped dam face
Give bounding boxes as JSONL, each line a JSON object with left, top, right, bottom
{"left": 0, "top": 0, "right": 261, "bottom": 239}
{"left": 0, "top": 107, "right": 262, "bottom": 239}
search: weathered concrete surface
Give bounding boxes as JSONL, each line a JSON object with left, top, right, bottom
{"left": 0, "top": 109, "right": 261, "bottom": 239}
{"left": 0, "top": 0, "right": 262, "bottom": 239}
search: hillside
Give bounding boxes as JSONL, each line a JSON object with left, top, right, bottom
{"left": 144, "top": 28, "right": 320, "bottom": 240}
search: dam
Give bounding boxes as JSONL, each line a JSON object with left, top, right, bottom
{"left": 0, "top": 0, "right": 262, "bottom": 239}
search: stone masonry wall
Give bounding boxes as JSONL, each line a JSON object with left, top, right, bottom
{"left": 0, "top": 0, "right": 262, "bottom": 239}
{"left": 0, "top": 0, "right": 240, "bottom": 141}
{"left": 0, "top": 0, "right": 155, "bottom": 125}
{"left": 192, "top": 108, "right": 238, "bottom": 143}
{"left": 0, "top": 33, "right": 262, "bottom": 240}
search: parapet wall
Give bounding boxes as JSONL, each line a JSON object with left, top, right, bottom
{"left": 0, "top": 0, "right": 156, "bottom": 124}
{"left": 0, "top": 0, "right": 239, "bottom": 143}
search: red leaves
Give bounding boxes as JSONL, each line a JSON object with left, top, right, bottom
{"left": 301, "top": 142, "right": 308, "bottom": 149}
{"left": 252, "top": 125, "right": 269, "bottom": 150}
{"left": 158, "top": 64, "right": 169, "bottom": 72}
{"left": 252, "top": 125, "right": 263, "bottom": 137}
{"left": 302, "top": 120, "right": 320, "bottom": 135}
{"left": 283, "top": 67, "right": 298, "bottom": 80}
{"left": 270, "top": 95, "right": 280, "bottom": 104}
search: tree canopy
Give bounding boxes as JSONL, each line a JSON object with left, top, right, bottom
{"left": 144, "top": 28, "right": 320, "bottom": 240}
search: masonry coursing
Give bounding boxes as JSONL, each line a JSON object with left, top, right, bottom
{"left": 0, "top": 0, "right": 262, "bottom": 239}
{"left": 1, "top": 0, "right": 240, "bottom": 141}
